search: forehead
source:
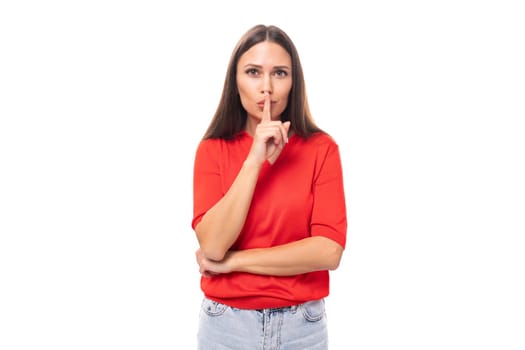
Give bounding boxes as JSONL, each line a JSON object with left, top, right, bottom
{"left": 238, "top": 41, "right": 291, "bottom": 67}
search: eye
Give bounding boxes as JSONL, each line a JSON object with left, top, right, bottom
{"left": 274, "top": 70, "right": 289, "bottom": 78}
{"left": 246, "top": 68, "right": 259, "bottom": 76}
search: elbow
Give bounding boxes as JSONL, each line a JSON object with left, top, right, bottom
{"left": 200, "top": 245, "right": 226, "bottom": 262}
{"left": 197, "top": 235, "right": 227, "bottom": 261}
{"left": 326, "top": 241, "right": 344, "bottom": 271}
{"left": 327, "top": 255, "right": 342, "bottom": 271}
{"left": 311, "top": 236, "right": 344, "bottom": 271}
{"left": 195, "top": 223, "right": 228, "bottom": 261}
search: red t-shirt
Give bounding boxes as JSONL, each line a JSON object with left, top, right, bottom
{"left": 192, "top": 131, "right": 347, "bottom": 309}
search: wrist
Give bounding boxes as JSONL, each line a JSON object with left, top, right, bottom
{"left": 243, "top": 157, "right": 263, "bottom": 169}
{"left": 228, "top": 250, "right": 242, "bottom": 273}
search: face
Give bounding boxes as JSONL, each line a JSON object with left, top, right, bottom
{"left": 236, "top": 41, "right": 293, "bottom": 132}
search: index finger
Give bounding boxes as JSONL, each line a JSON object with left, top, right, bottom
{"left": 262, "top": 92, "right": 271, "bottom": 123}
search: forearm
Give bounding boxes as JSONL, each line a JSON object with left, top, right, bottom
{"left": 195, "top": 160, "right": 262, "bottom": 261}
{"left": 229, "top": 236, "right": 344, "bottom": 276}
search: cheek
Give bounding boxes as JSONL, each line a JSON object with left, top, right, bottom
{"left": 276, "top": 86, "right": 292, "bottom": 111}
{"left": 237, "top": 89, "right": 251, "bottom": 111}
{"left": 237, "top": 79, "right": 252, "bottom": 104}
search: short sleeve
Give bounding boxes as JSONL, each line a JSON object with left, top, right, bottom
{"left": 191, "top": 140, "right": 223, "bottom": 230}
{"left": 310, "top": 139, "right": 347, "bottom": 248}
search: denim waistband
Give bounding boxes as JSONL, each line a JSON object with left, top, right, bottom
{"left": 255, "top": 304, "right": 300, "bottom": 313}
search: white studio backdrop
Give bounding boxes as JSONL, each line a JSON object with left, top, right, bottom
{"left": 1, "top": 0, "right": 524, "bottom": 349}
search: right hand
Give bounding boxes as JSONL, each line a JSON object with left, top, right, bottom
{"left": 247, "top": 92, "right": 291, "bottom": 165}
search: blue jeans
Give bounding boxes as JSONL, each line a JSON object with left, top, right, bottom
{"left": 197, "top": 297, "right": 328, "bottom": 350}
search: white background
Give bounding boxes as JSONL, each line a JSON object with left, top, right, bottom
{"left": 1, "top": 0, "right": 524, "bottom": 349}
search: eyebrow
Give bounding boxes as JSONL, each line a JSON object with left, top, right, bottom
{"left": 243, "top": 64, "right": 291, "bottom": 70}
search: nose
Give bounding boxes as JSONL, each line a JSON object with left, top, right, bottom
{"left": 261, "top": 74, "right": 272, "bottom": 95}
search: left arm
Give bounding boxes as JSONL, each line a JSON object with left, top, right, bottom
{"left": 196, "top": 236, "right": 344, "bottom": 277}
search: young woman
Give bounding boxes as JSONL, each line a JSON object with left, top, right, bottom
{"left": 191, "top": 24, "right": 347, "bottom": 349}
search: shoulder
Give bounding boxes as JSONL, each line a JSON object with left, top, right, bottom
{"left": 194, "top": 138, "right": 224, "bottom": 163}
{"left": 195, "top": 138, "right": 218, "bottom": 156}
{"left": 295, "top": 132, "right": 340, "bottom": 150}
{"left": 195, "top": 132, "right": 250, "bottom": 159}
{"left": 197, "top": 137, "right": 222, "bottom": 149}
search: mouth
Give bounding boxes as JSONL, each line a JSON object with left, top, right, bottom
{"left": 257, "top": 100, "right": 276, "bottom": 108}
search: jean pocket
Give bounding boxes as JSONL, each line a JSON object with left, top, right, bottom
{"left": 300, "top": 299, "right": 325, "bottom": 322}
{"left": 201, "top": 297, "right": 228, "bottom": 317}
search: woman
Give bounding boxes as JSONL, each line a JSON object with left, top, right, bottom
{"left": 192, "top": 24, "right": 347, "bottom": 349}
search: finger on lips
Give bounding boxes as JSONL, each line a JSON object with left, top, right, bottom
{"left": 262, "top": 92, "right": 271, "bottom": 123}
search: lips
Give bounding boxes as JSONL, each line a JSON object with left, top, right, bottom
{"left": 257, "top": 100, "right": 276, "bottom": 107}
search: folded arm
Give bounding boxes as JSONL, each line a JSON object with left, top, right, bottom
{"left": 195, "top": 160, "right": 261, "bottom": 261}
{"left": 196, "top": 236, "right": 344, "bottom": 277}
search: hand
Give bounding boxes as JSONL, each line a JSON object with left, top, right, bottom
{"left": 195, "top": 248, "right": 234, "bottom": 278}
{"left": 248, "top": 92, "right": 291, "bottom": 165}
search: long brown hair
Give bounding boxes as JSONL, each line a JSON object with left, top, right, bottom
{"left": 203, "top": 24, "right": 322, "bottom": 140}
